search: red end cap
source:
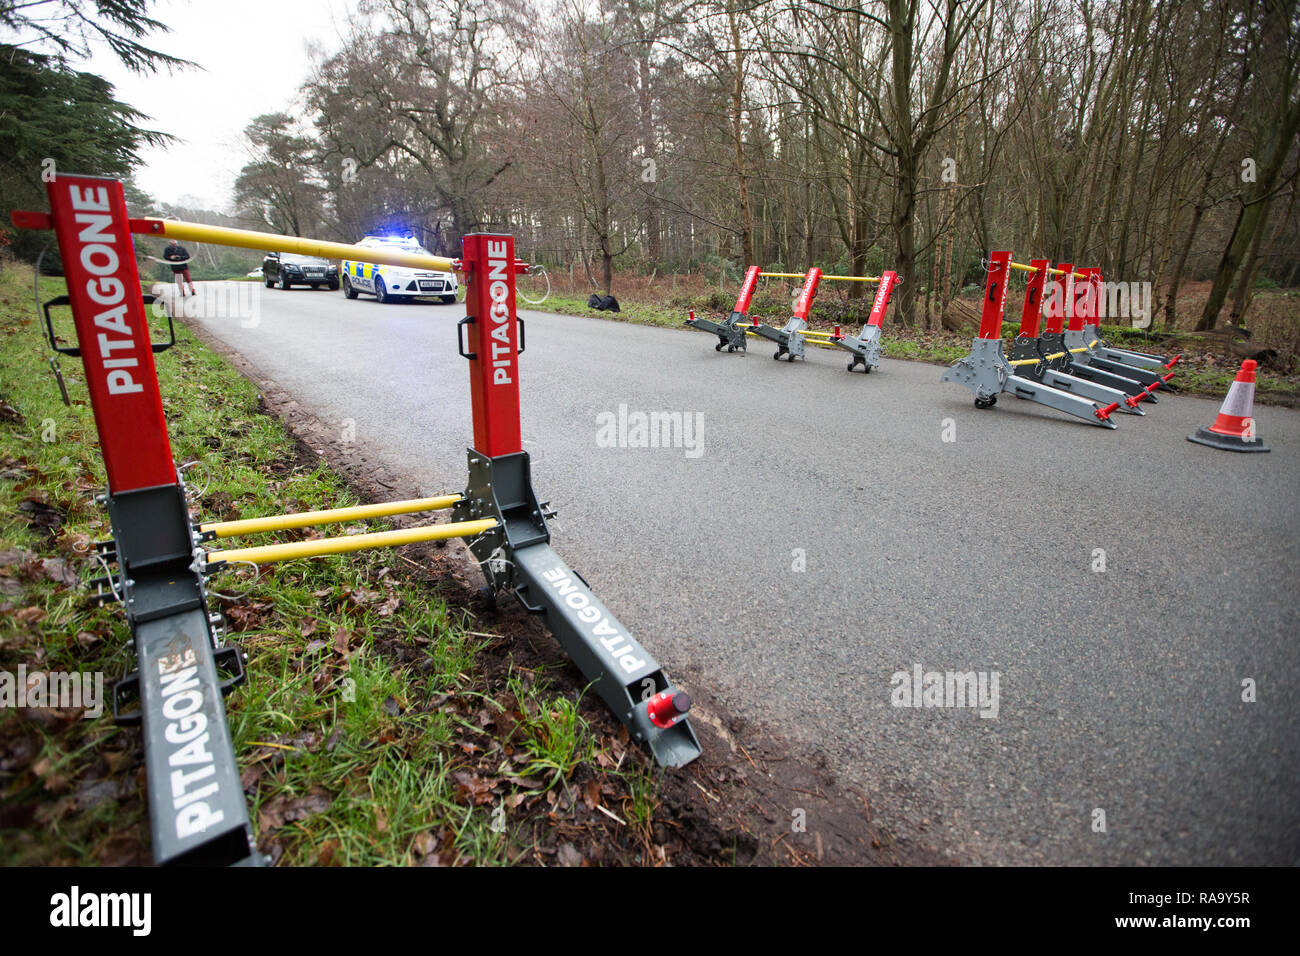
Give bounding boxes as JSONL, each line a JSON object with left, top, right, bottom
{"left": 1126, "top": 394, "right": 1141, "bottom": 407}
{"left": 687, "top": 310, "right": 695, "bottom": 322}
{"left": 647, "top": 690, "right": 691, "bottom": 728}
{"left": 1096, "top": 401, "right": 1120, "bottom": 421}
{"left": 1164, "top": 355, "right": 1181, "bottom": 369}
{"left": 1161, "top": 371, "right": 1176, "bottom": 383}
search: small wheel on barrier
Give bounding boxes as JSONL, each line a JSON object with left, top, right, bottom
{"left": 847, "top": 360, "right": 856, "bottom": 372}
{"left": 863, "top": 364, "right": 872, "bottom": 374}
{"left": 715, "top": 342, "right": 724, "bottom": 351}
{"left": 727, "top": 345, "right": 736, "bottom": 352}
{"left": 974, "top": 395, "right": 996, "bottom": 409}
{"left": 774, "top": 351, "right": 782, "bottom": 360}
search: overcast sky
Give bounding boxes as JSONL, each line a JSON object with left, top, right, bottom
{"left": 86, "top": 0, "right": 359, "bottom": 212}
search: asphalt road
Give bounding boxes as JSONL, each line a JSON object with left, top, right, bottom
{"left": 180, "top": 281, "right": 1300, "bottom": 865}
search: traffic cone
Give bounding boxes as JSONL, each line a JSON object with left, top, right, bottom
{"left": 1187, "top": 360, "right": 1271, "bottom": 453}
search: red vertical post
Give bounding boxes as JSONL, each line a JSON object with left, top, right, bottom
{"left": 733, "top": 265, "right": 761, "bottom": 316}
{"left": 1018, "top": 259, "right": 1050, "bottom": 337}
{"left": 1043, "top": 263, "right": 1074, "bottom": 335}
{"left": 978, "top": 251, "right": 1012, "bottom": 339}
{"left": 1068, "top": 266, "right": 1090, "bottom": 331}
{"left": 792, "top": 267, "right": 822, "bottom": 320}
{"left": 46, "top": 175, "right": 175, "bottom": 493}
{"left": 461, "top": 234, "right": 522, "bottom": 458}
{"left": 1088, "top": 269, "right": 1104, "bottom": 327}
{"left": 867, "top": 271, "right": 899, "bottom": 327}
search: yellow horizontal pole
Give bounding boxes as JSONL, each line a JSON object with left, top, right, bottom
{"left": 207, "top": 519, "right": 497, "bottom": 565}
{"left": 798, "top": 329, "right": 839, "bottom": 338}
{"left": 758, "top": 271, "right": 880, "bottom": 282}
{"left": 200, "top": 494, "right": 463, "bottom": 539}
{"left": 1007, "top": 259, "right": 1087, "bottom": 279}
{"left": 139, "top": 219, "right": 458, "bottom": 272}
{"left": 1007, "top": 356, "right": 1040, "bottom": 367}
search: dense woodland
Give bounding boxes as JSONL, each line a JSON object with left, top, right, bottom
{"left": 226, "top": 0, "right": 1300, "bottom": 332}
{"left": 2, "top": 0, "right": 1298, "bottom": 332}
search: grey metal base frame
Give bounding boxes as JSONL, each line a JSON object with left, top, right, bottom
{"left": 453, "top": 451, "right": 702, "bottom": 767}
{"left": 751, "top": 314, "right": 807, "bottom": 361}
{"left": 832, "top": 324, "right": 882, "bottom": 373}
{"left": 941, "top": 337, "right": 1117, "bottom": 428}
{"left": 684, "top": 310, "right": 748, "bottom": 353}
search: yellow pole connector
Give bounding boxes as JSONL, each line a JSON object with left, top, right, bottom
{"left": 139, "top": 219, "right": 459, "bottom": 272}
{"left": 199, "top": 494, "right": 463, "bottom": 539}
{"left": 206, "top": 518, "right": 499, "bottom": 566}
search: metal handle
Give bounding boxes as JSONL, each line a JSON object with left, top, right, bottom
{"left": 41, "top": 296, "right": 79, "bottom": 356}
{"left": 511, "top": 584, "right": 546, "bottom": 615}
{"left": 43, "top": 294, "right": 174, "bottom": 355}
{"left": 457, "top": 315, "right": 477, "bottom": 360}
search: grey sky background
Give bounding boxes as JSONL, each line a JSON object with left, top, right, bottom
{"left": 88, "top": 0, "right": 359, "bottom": 211}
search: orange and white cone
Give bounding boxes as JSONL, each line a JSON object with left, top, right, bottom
{"left": 1187, "top": 360, "right": 1270, "bottom": 453}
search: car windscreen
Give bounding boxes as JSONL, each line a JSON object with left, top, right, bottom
{"left": 280, "top": 254, "right": 330, "bottom": 265}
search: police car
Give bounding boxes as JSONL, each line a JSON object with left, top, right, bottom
{"left": 340, "top": 235, "right": 458, "bottom": 304}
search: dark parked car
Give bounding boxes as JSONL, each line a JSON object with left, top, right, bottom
{"left": 262, "top": 252, "right": 338, "bottom": 290}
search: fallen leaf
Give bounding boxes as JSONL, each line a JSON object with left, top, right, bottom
{"left": 317, "top": 839, "right": 341, "bottom": 866}
{"left": 257, "top": 788, "right": 333, "bottom": 831}
{"left": 556, "top": 843, "right": 583, "bottom": 867}
{"left": 452, "top": 772, "right": 497, "bottom": 806}
{"left": 40, "top": 557, "right": 78, "bottom": 586}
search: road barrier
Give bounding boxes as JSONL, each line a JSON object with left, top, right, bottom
{"left": 750, "top": 267, "right": 822, "bottom": 361}
{"left": 1067, "top": 268, "right": 1180, "bottom": 389}
{"left": 1079, "top": 268, "right": 1177, "bottom": 371}
{"left": 1004, "top": 258, "right": 1146, "bottom": 415}
{"left": 683, "top": 264, "right": 759, "bottom": 352}
{"left": 684, "top": 264, "right": 899, "bottom": 371}
{"left": 941, "top": 251, "right": 1120, "bottom": 427}
{"left": 13, "top": 173, "right": 700, "bottom": 866}
{"left": 1030, "top": 262, "right": 1158, "bottom": 402}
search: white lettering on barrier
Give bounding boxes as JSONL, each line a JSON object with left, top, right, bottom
{"left": 486, "top": 240, "right": 513, "bottom": 386}
{"left": 540, "top": 566, "right": 646, "bottom": 674}
{"left": 66, "top": 184, "right": 144, "bottom": 395}
{"left": 157, "top": 648, "right": 225, "bottom": 840}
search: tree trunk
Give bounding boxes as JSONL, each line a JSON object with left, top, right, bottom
{"left": 1163, "top": 203, "right": 1204, "bottom": 331}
